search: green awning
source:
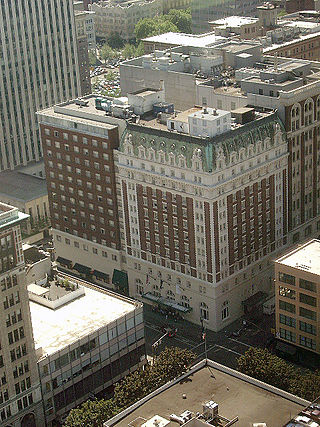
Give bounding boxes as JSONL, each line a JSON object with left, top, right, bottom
{"left": 142, "top": 292, "right": 192, "bottom": 313}
{"left": 56, "top": 256, "right": 72, "bottom": 267}
{"left": 112, "top": 269, "right": 128, "bottom": 289}
{"left": 73, "top": 263, "right": 92, "bottom": 275}
{"left": 94, "top": 270, "right": 108, "bottom": 280}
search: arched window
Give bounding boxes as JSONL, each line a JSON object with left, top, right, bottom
{"left": 21, "top": 413, "right": 36, "bottom": 427}
{"left": 200, "top": 302, "right": 209, "bottom": 320}
{"left": 222, "top": 300, "right": 229, "bottom": 320}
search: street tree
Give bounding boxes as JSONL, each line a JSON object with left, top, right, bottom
{"left": 135, "top": 17, "right": 178, "bottom": 41}
{"left": 114, "top": 347, "right": 195, "bottom": 408}
{"left": 135, "top": 42, "right": 145, "bottom": 57}
{"left": 151, "top": 346, "right": 195, "bottom": 385}
{"left": 108, "top": 32, "right": 125, "bottom": 49}
{"left": 237, "top": 347, "right": 295, "bottom": 391}
{"left": 122, "top": 43, "right": 136, "bottom": 59}
{"left": 64, "top": 399, "right": 119, "bottom": 427}
{"left": 113, "top": 366, "right": 153, "bottom": 408}
{"left": 88, "top": 50, "right": 98, "bottom": 66}
{"left": 288, "top": 371, "right": 320, "bottom": 401}
{"left": 100, "top": 43, "right": 115, "bottom": 63}
{"left": 167, "top": 9, "right": 191, "bottom": 33}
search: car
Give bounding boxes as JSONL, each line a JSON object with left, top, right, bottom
{"left": 162, "top": 326, "right": 177, "bottom": 337}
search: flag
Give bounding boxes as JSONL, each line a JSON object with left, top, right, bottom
{"left": 146, "top": 275, "right": 149, "bottom": 286}
{"left": 160, "top": 279, "right": 163, "bottom": 289}
{"left": 176, "top": 283, "right": 181, "bottom": 295}
{"left": 202, "top": 331, "right": 206, "bottom": 340}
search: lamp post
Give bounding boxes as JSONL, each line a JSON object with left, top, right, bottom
{"left": 151, "top": 331, "right": 169, "bottom": 363}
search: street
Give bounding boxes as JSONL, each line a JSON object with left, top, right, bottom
{"left": 143, "top": 304, "right": 272, "bottom": 370}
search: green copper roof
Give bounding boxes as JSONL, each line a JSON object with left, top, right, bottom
{"left": 121, "top": 112, "right": 285, "bottom": 173}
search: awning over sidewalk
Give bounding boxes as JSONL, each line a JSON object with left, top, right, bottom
{"left": 112, "top": 269, "right": 128, "bottom": 289}
{"left": 142, "top": 292, "right": 192, "bottom": 313}
{"left": 73, "top": 263, "right": 92, "bottom": 275}
{"left": 94, "top": 270, "right": 109, "bottom": 280}
{"left": 56, "top": 256, "right": 72, "bottom": 267}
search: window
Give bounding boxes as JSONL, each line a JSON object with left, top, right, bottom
{"left": 300, "top": 306, "right": 316, "bottom": 321}
{"left": 279, "top": 314, "right": 296, "bottom": 328}
{"left": 299, "top": 293, "right": 317, "bottom": 307}
{"left": 200, "top": 302, "right": 209, "bottom": 320}
{"left": 279, "top": 300, "right": 295, "bottom": 313}
{"left": 299, "top": 320, "right": 316, "bottom": 335}
{"left": 279, "top": 328, "right": 296, "bottom": 343}
{"left": 299, "top": 279, "right": 316, "bottom": 292}
{"left": 279, "top": 272, "right": 295, "bottom": 286}
{"left": 221, "top": 301, "right": 229, "bottom": 320}
{"left": 299, "top": 335, "right": 316, "bottom": 350}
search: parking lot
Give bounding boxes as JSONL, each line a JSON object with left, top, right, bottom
{"left": 91, "top": 66, "right": 121, "bottom": 97}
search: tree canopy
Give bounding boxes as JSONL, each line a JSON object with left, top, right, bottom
{"left": 107, "top": 32, "right": 125, "bottom": 49}
{"left": 167, "top": 9, "right": 192, "bottom": 33}
{"left": 64, "top": 399, "right": 119, "bottom": 427}
{"left": 100, "top": 43, "right": 116, "bottom": 63}
{"left": 237, "top": 347, "right": 320, "bottom": 401}
{"left": 134, "top": 9, "right": 191, "bottom": 40}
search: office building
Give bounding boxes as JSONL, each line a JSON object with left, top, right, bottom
{"left": 0, "top": 202, "right": 43, "bottom": 426}
{"left": 275, "top": 239, "right": 320, "bottom": 354}
{"left": 29, "top": 272, "right": 145, "bottom": 425}
{"left": 0, "top": 0, "right": 85, "bottom": 171}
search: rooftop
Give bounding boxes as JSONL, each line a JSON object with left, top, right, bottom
{"left": 142, "top": 32, "right": 227, "bottom": 48}
{"left": 38, "top": 96, "right": 118, "bottom": 129}
{"left": 264, "top": 29, "right": 320, "bottom": 53}
{"left": 0, "top": 169, "right": 47, "bottom": 202}
{"left": 189, "top": 107, "right": 229, "bottom": 119}
{"left": 0, "top": 202, "right": 28, "bottom": 229}
{"left": 275, "top": 239, "right": 320, "bottom": 276}
{"left": 108, "top": 362, "right": 307, "bottom": 427}
{"left": 23, "top": 245, "right": 49, "bottom": 264}
{"left": 209, "top": 16, "right": 259, "bottom": 28}
{"left": 30, "top": 283, "right": 138, "bottom": 357}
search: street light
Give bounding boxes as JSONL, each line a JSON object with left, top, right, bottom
{"left": 151, "top": 331, "right": 170, "bottom": 363}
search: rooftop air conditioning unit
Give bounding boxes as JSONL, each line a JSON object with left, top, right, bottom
{"left": 202, "top": 401, "right": 219, "bottom": 418}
